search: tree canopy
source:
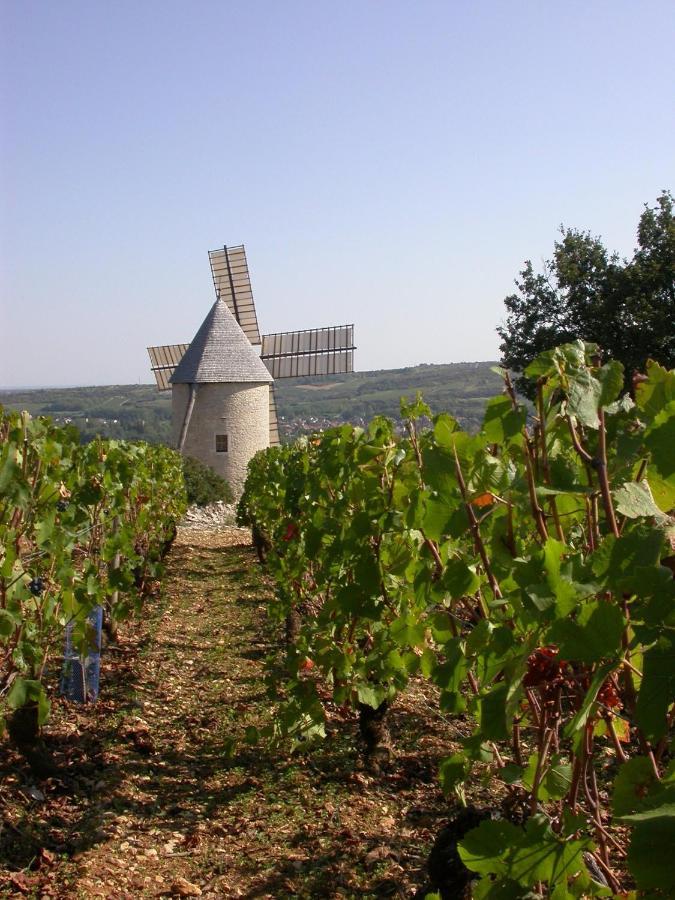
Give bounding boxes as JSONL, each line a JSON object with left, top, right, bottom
{"left": 497, "top": 191, "right": 674, "bottom": 395}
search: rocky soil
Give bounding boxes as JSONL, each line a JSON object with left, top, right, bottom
{"left": 1, "top": 525, "right": 475, "bottom": 898}
{"left": 181, "top": 502, "right": 239, "bottom": 530}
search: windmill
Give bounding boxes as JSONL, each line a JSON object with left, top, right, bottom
{"left": 147, "top": 245, "right": 356, "bottom": 495}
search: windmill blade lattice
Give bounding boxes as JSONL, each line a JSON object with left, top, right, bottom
{"left": 147, "top": 343, "right": 190, "bottom": 391}
{"left": 261, "top": 325, "right": 355, "bottom": 378}
{"left": 208, "top": 245, "right": 261, "bottom": 345}
{"left": 148, "top": 243, "right": 356, "bottom": 450}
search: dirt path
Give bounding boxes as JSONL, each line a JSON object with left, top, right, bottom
{"left": 2, "top": 527, "right": 476, "bottom": 899}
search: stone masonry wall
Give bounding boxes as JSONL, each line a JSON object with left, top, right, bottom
{"left": 172, "top": 382, "right": 270, "bottom": 497}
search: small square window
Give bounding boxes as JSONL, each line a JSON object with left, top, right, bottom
{"left": 215, "top": 434, "right": 228, "bottom": 453}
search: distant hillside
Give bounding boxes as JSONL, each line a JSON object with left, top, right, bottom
{"left": 276, "top": 361, "right": 501, "bottom": 438}
{"left": 0, "top": 384, "right": 174, "bottom": 443}
{"left": 0, "top": 361, "right": 501, "bottom": 443}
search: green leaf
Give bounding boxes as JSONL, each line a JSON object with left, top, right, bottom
{"left": 523, "top": 753, "right": 573, "bottom": 801}
{"left": 356, "top": 682, "right": 388, "bottom": 709}
{"left": 483, "top": 395, "right": 525, "bottom": 444}
{"left": 389, "top": 615, "right": 426, "bottom": 649}
{"left": 613, "top": 757, "right": 660, "bottom": 816}
{"left": 613, "top": 759, "right": 675, "bottom": 890}
{"left": 480, "top": 682, "right": 509, "bottom": 741}
{"left": 472, "top": 878, "right": 523, "bottom": 900}
{"left": 635, "top": 360, "right": 675, "bottom": 422}
{"left": 613, "top": 480, "right": 668, "bottom": 522}
{"left": 385, "top": 648, "right": 406, "bottom": 672}
{"left": 439, "top": 690, "right": 466, "bottom": 714}
{"left": 421, "top": 445, "right": 458, "bottom": 499}
{"left": 441, "top": 557, "right": 480, "bottom": 598}
{"left": 423, "top": 497, "right": 453, "bottom": 542}
{"left": 6, "top": 676, "right": 30, "bottom": 709}
{"left": 591, "top": 527, "right": 664, "bottom": 591}
{"left": 400, "top": 393, "right": 431, "bottom": 422}
{"left": 501, "top": 763, "right": 524, "bottom": 785}
{"left": 458, "top": 819, "right": 522, "bottom": 876}
{"left": 547, "top": 600, "right": 624, "bottom": 663}
{"left": 525, "top": 347, "right": 560, "bottom": 381}
{"left": 542, "top": 761, "right": 573, "bottom": 801}
{"left": 535, "top": 484, "right": 593, "bottom": 498}
{"left": 433, "top": 413, "right": 460, "bottom": 448}
{"left": 0, "top": 453, "right": 19, "bottom": 493}
{"left": 516, "top": 538, "right": 578, "bottom": 615}
{"left": 619, "top": 803, "right": 675, "bottom": 823}
{"left": 0, "top": 609, "right": 19, "bottom": 638}
{"left": 35, "top": 511, "right": 56, "bottom": 546}
{"left": 626, "top": 818, "right": 675, "bottom": 890}
{"left": 635, "top": 636, "right": 675, "bottom": 743}
{"left": 564, "top": 661, "right": 617, "bottom": 746}
{"left": 36, "top": 688, "right": 51, "bottom": 725}
{"left": 646, "top": 470, "right": 675, "bottom": 514}
{"left": 461, "top": 734, "right": 494, "bottom": 762}
{"left": 567, "top": 370, "right": 602, "bottom": 429}
{"left": 644, "top": 401, "right": 675, "bottom": 509}
{"left": 420, "top": 647, "right": 435, "bottom": 677}
{"left": 438, "top": 752, "right": 469, "bottom": 794}
{"left": 597, "top": 360, "right": 624, "bottom": 408}
{"left": 430, "top": 612, "right": 455, "bottom": 643}
{"left": 465, "top": 618, "right": 493, "bottom": 655}
{"left": 433, "top": 638, "right": 468, "bottom": 692}
{"left": 461, "top": 812, "right": 598, "bottom": 895}
{"left": 6, "top": 677, "right": 50, "bottom": 724}
{"left": 508, "top": 815, "right": 591, "bottom": 887}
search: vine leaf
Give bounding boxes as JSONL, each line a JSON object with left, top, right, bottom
{"left": 635, "top": 360, "right": 675, "bottom": 422}
{"left": 625, "top": 818, "right": 675, "bottom": 890}
{"left": 459, "top": 815, "right": 593, "bottom": 890}
{"left": 563, "top": 661, "right": 617, "bottom": 748}
{"left": 547, "top": 601, "right": 624, "bottom": 663}
{"left": 480, "top": 683, "right": 510, "bottom": 741}
{"left": 613, "top": 756, "right": 661, "bottom": 816}
{"left": 483, "top": 395, "right": 525, "bottom": 444}
{"left": 6, "top": 677, "right": 51, "bottom": 724}
{"left": 613, "top": 480, "right": 668, "bottom": 523}
{"left": 635, "top": 635, "right": 675, "bottom": 742}
{"left": 458, "top": 818, "right": 521, "bottom": 876}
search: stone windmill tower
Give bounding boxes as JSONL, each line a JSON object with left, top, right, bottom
{"left": 147, "top": 245, "right": 355, "bottom": 496}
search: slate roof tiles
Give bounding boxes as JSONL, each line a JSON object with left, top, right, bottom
{"left": 170, "top": 299, "right": 273, "bottom": 385}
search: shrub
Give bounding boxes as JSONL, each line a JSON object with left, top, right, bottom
{"left": 182, "top": 455, "right": 233, "bottom": 507}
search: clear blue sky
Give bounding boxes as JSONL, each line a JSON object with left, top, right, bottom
{"left": 1, "top": 0, "right": 673, "bottom": 387}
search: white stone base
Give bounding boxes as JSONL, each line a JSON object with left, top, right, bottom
{"left": 172, "top": 382, "right": 270, "bottom": 497}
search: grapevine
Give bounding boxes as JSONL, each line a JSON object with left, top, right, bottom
{"left": 0, "top": 406, "right": 187, "bottom": 751}
{"left": 240, "top": 342, "right": 675, "bottom": 897}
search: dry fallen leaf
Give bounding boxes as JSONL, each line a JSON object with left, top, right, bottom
{"left": 38, "top": 847, "right": 56, "bottom": 868}
{"left": 365, "top": 845, "right": 392, "bottom": 867}
{"left": 471, "top": 491, "right": 495, "bottom": 507}
{"left": 9, "top": 872, "right": 35, "bottom": 894}
{"left": 170, "top": 876, "right": 203, "bottom": 896}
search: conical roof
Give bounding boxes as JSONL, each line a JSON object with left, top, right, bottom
{"left": 171, "top": 299, "right": 273, "bottom": 384}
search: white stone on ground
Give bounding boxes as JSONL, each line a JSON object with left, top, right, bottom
{"left": 181, "top": 501, "right": 238, "bottom": 529}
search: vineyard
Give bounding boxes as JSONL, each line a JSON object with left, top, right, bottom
{"left": 238, "top": 342, "right": 675, "bottom": 898}
{"left": 1, "top": 340, "right": 674, "bottom": 898}
{"left": 0, "top": 409, "right": 187, "bottom": 756}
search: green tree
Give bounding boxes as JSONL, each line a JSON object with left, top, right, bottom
{"left": 498, "top": 191, "right": 675, "bottom": 396}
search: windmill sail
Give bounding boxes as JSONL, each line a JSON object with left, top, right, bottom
{"left": 269, "top": 384, "right": 280, "bottom": 446}
{"left": 147, "top": 343, "right": 190, "bottom": 391}
{"left": 208, "top": 245, "right": 261, "bottom": 345}
{"left": 148, "top": 245, "right": 356, "bottom": 448}
{"left": 261, "top": 324, "right": 355, "bottom": 379}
